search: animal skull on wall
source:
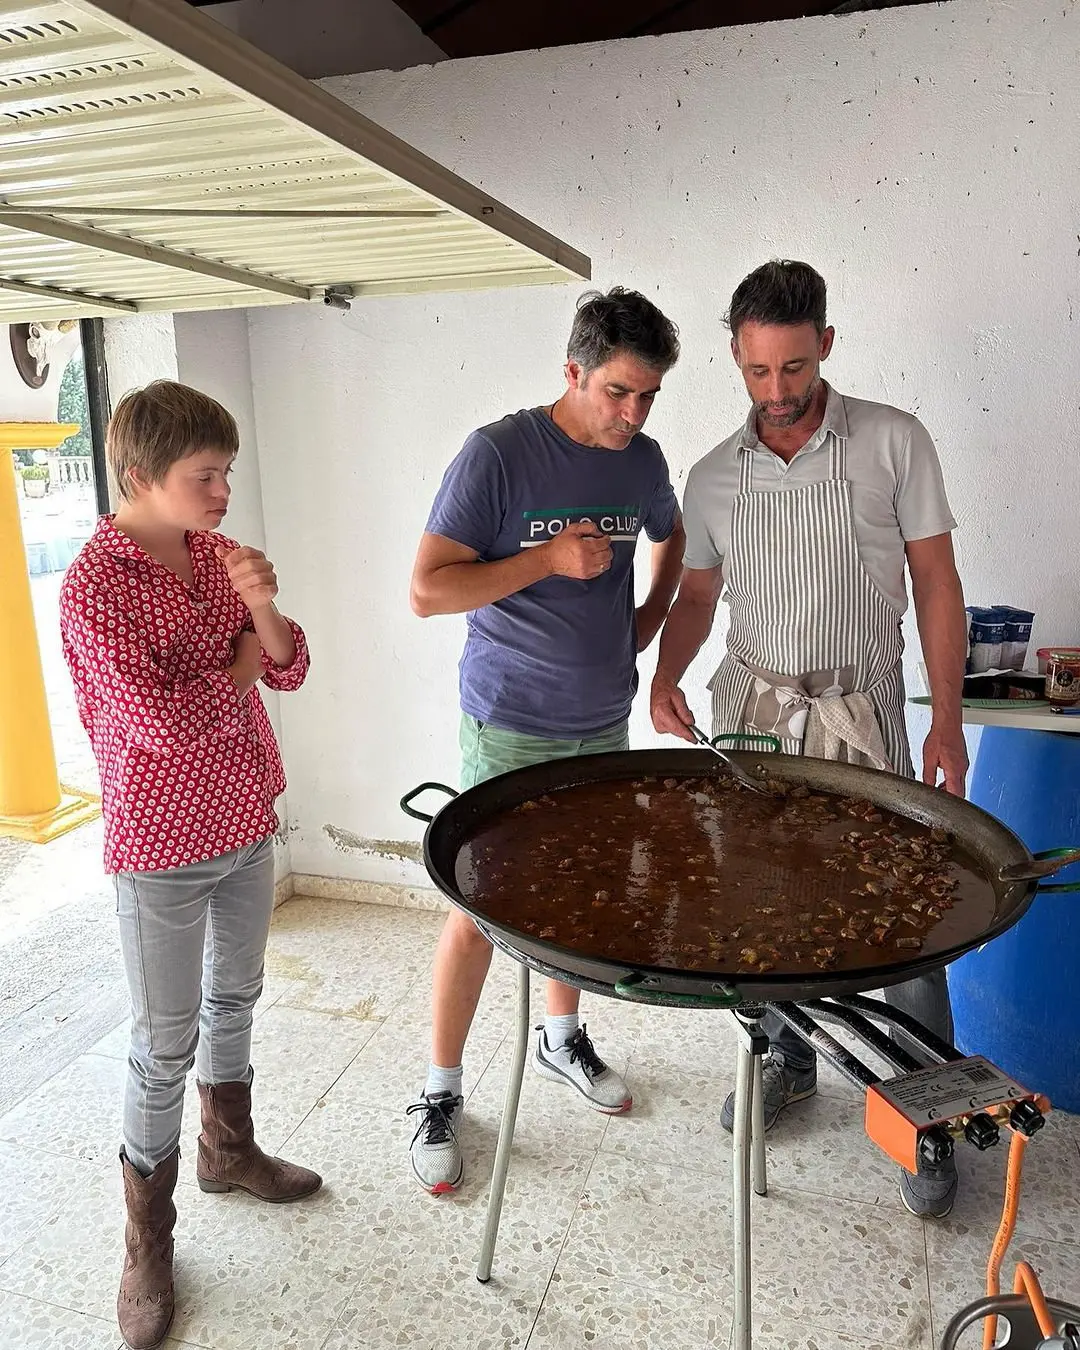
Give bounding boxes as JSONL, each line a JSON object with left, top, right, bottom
{"left": 9, "top": 319, "right": 80, "bottom": 389}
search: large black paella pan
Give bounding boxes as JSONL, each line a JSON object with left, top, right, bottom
{"left": 401, "top": 749, "right": 1079, "bottom": 1008}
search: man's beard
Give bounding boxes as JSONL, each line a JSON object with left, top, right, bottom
{"left": 755, "top": 384, "right": 818, "bottom": 428}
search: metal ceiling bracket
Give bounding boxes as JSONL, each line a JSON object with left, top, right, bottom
{"left": 322, "top": 284, "right": 353, "bottom": 311}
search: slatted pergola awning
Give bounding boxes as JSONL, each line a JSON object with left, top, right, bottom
{"left": 0, "top": 0, "right": 591, "bottom": 321}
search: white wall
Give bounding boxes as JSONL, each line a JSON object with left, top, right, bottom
{"left": 217, "top": 0, "right": 1078, "bottom": 887}
{"left": 102, "top": 314, "right": 179, "bottom": 402}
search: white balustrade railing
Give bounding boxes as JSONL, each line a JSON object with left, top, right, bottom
{"left": 51, "top": 456, "right": 93, "bottom": 486}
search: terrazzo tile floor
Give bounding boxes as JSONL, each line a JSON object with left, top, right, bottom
{"left": 1, "top": 896, "right": 1078, "bottom": 1349}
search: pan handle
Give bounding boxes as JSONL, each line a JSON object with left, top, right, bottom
{"left": 711, "top": 732, "right": 782, "bottom": 753}
{"left": 997, "top": 847, "right": 1080, "bottom": 893}
{"left": 614, "top": 971, "right": 742, "bottom": 1008}
{"left": 399, "top": 782, "right": 459, "bottom": 824}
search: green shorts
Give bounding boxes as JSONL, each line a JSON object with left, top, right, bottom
{"left": 459, "top": 714, "right": 630, "bottom": 790}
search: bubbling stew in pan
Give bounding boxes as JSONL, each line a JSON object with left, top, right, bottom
{"left": 454, "top": 775, "right": 997, "bottom": 975}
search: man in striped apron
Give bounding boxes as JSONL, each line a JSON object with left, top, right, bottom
{"left": 651, "top": 260, "right": 969, "bottom": 1218}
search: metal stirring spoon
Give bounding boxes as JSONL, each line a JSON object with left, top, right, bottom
{"left": 688, "top": 724, "right": 770, "bottom": 795}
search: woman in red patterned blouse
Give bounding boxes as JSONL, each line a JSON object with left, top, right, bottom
{"left": 60, "top": 381, "right": 321, "bottom": 1350}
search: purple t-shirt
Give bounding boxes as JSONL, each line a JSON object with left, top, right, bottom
{"left": 426, "top": 407, "right": 679, "bottom": 739}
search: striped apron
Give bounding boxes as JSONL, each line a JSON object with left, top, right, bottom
{"left": 708, "top": 434, "right": 912, "bottom": 777}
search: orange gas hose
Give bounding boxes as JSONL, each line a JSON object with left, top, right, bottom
{"left": 983, "top": 1130, "right": 1029, "bottom": 1350}
{"left": 1013, "top": 1261, "right": 1058, "bottom": 1341}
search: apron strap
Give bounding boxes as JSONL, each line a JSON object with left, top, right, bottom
{"left": 739, "top": 444, "right": 755, "bottom": 492}
{"left": 830, "top": 433, "right": 847, "bottom": 479}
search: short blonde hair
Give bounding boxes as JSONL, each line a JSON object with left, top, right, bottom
{"left": 107, "top": 380, "right": 239, "bottom": 501}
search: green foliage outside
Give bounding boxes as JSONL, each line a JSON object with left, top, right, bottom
{"left": 57, "top": 353, "right": 91, "bottom": 457}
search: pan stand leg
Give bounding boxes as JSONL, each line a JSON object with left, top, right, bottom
{"left": 730, "top": 1007, "right": 770, "bottom": 1350}
{"left": 751, "top": 1050, "right": 767, "bottom": 1198}
{"left": 477, "top": 961, "right": 531, "bottom": 1283}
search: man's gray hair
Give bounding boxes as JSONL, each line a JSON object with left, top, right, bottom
{"left": 567, "top": 286, "right": 680, "bottom": 375}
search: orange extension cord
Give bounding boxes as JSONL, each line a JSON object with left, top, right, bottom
{"left": 982, "top": 1130, "right": 1057, "bottom": 1349}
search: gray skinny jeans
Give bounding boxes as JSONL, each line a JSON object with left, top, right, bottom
{"left": 114, "top": 835, "right": 275, "bottom": 1174}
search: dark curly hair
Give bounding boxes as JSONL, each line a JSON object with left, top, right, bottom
{"left": 567, "top": 286, "right": 680, "bottom": 375}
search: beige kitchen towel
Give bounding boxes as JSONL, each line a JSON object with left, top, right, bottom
{"left": 803, "top": 690, "right": 892, "bottom": 771}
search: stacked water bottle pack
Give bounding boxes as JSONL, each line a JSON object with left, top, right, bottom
{"left": 965, "top": 606, "right": 1080, "bottom": 708}
{"left": 965, "top": 606, "right": 1035, "bottom": 674}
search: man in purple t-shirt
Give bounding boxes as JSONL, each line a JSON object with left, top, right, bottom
{"left": 407, "top": 287, "right": 685, "bottom": 1194}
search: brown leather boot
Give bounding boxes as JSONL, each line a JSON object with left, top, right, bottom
{"left": 196, "top": 1077, "right": 322, "bottom": 1202}
{"left": 117, "top": 1149, "right": 178, "bottom": 1350}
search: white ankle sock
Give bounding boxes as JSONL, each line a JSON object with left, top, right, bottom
{"left": 544, "top": 1013, "right": 580, "bottom": 1049}
{"left": 424, "top": 1063, "right": 463, "bottom": 1098}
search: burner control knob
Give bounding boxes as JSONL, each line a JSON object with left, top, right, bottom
{"left": 1010, "top": 1100, "right": 1046, "bottom": 1138}
{"left": 964, "top": 1113, "right": 1000, "bottom": 1151}
{"left": 918, "top": 1125, "right": 954, "bottom": 1168}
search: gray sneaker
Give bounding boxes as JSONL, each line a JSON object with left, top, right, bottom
{"left": 532, "top": 1024, "right": 632, "bottom": 1114}
{"left": 720, "top": 1054, "right": 817, "bottom": 1133}
{"left": 407, "top": 1090, "right": 464, "bottom": 1194}
{"left": 899, "top": 1158, "right": 958, "bottom": 1218}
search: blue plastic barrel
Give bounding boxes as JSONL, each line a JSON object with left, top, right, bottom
{"left": 947, "top": 725, "right": 1080, "bottom": 1112}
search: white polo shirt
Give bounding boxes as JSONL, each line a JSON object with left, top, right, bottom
{"left": 682, "top": 384, "right": 957, "bottom": 615}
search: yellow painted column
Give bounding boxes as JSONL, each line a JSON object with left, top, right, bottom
{"left": 0, "top": 423, "right": 100, "bottom": 842}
